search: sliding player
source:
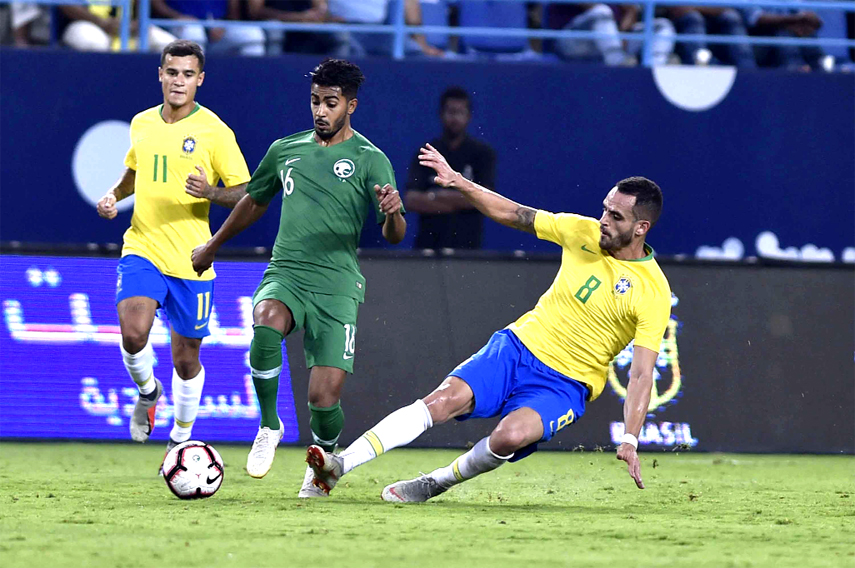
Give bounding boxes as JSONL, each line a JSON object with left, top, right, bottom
{"left": 306, "top": 144, "right": 671, "bottom": 501}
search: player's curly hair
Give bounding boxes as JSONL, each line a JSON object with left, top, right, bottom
{"left": 310, "top": 59, "right": 366, "bottom": 100}
{"left": 161, "top": 40, "right": 205, "bottom": 71}
{"left": 616, "top": 177, "right": 663, "bottom": 227}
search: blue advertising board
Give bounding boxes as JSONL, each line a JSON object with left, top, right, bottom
{"left": 0, "top": 255, "right": 299, "bottom": 443}
{"left": 1, "top": 50, "right": 853, "bottom": 260}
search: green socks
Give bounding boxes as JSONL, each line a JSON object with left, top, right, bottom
{"left": 249, "top": 325, "right": 284, "bottom": 430}
{"left": 309, "top": 401, "right": 344, "bottom": 451}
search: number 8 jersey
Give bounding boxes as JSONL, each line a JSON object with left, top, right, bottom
{"left": 122, "top": 104, "right": 251, "bottom": 281}
{"left": 507, "top": 211, "right": 672, "bottom": 400}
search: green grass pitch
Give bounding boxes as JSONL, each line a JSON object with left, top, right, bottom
{"left": 1, "top": 443, "right": 852, "bottom": 568}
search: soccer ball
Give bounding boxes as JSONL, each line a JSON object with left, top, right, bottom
{"left": 162, "top": 441, "right": 224, "bottom": 500}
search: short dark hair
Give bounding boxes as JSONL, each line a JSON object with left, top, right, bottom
{"left": 616, "top": 176, "right": 663, "bottom": 226}
{"left": 440, "top": 86, "right": 471, "bottom": 112}
{"left": 310, "top": 59, "right": 365, "bottom": 100}
{"left": 161, "top": 40, "right": 205, "bottom": 71}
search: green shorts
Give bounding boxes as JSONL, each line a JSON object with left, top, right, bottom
{"left": 253, "top": 275, "right": 359, "bottom": 373}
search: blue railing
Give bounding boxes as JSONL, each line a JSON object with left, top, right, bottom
{"left": 20, "top": 0, "right": 855, "bottom": 67}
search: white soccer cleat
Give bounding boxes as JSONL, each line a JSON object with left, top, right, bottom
{"left": 381, "top": 474, "right": 447, "bottom": 503}
{"left": 297, "top": 464, "right": 328, "bottom": 498}
{"left": 304, "top": 445, "right": 344, "bottom": 496}
{"left": 129, "top": 378, "right": 163, "bottom": 443}
{"left": 246, "top": 421, "right": 284, "bottom": 478}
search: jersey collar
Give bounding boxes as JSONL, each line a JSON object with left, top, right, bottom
{"left": 158, "top": 102, "right": 201, "bottom": 123}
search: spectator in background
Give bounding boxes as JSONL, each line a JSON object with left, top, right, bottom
{"left": 247, "top": 0, "right": 346, "bottom": 55}
{"left": 742, "top": 5, "right": 828, "bottom": 71}
{"left": 329, "top": 0, "right": 443, "bottom": 57}
{"left": 405, "top": 87, "right": 495, "bottom": 250}
{"left": 667, "top": 7, "right": 756, "bottom": 67}
{"left": 151, "top": 0, "right": 265, "bottom": 56}
{"left": 8, "top": 2, "right": 49, "bottom": 47}
{"left": 548, "top": 4, "right": 675, "bottom": 66}
{"left": 61, "top": 1, "right": 176, "bottom": 52}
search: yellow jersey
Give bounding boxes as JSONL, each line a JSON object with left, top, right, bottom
{"left": 508, "top": 211, "right": 672, "bottom": 400}
{"left": 122, "top": 104, "right": 251, "bottom": 280}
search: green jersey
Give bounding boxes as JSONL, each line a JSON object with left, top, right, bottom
{"left": 247, "top": 129, "right": 399, "bottom": 302}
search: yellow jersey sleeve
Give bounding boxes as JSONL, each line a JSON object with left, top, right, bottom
{"left": 123, "top": 119, "right": 137, "bottom": 170}
{"left": 534, "top": 210, "right": 598, "bottom": 247}
{"left": 211, "top": 128, "right": 251, "bottom": 188}
{"left": 633, "top": 283, "right": 672, "bottom": 353}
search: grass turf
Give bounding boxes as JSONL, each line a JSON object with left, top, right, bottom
{"left": 0, "top": 443, "right": 852, "bottom": 568}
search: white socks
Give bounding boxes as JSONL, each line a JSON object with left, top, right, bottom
{"left": 431, "top": 436, "right": 512, "bottom": 489}
{"left": 170, "top": 366, "right": 205, "bottom": 443}
{"left": 340, "top": 399, "right": 433, "bottom": 475}
{"left": 121, "top": 341, "right": 155, "bottom": 395}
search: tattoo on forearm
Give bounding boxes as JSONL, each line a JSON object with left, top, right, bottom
{"left": 512, "top": 206, "right": 537, "bottom": 234}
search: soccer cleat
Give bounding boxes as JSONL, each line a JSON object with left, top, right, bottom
{"left": 297, "top": 464, "right": 328, "bottom": 498}
{"left": 246, "top": 421, "right": 284, "bottom": 478}
{"left": 129, "top": 378, "right": 163, "bottom": 443}
{"left": 381, "top": 474, "right": 447, "bottom": 503}
{"left": 158, "top": 438, "right": 181, "bottom": 477}
{"left": 304, "top": 445, "right": 344, "bottom": 496}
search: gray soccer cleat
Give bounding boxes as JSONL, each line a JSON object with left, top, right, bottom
{"left": 297, "top": 464, "right": 328, "bottom": 498}
{"left": 304, "top": 445, "right": 344, "bottom": 496}
{"left": 158, "top": 438, "right": 180, "bottom": 477}
{"left": 129, "top": 378, "right": 163, "bottom": 443}
{"left": 381, "top": 474, "right": 448, "bottom": 503}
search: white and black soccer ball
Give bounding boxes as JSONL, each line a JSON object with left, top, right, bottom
{"left": 162, "top": 441, "right": 224, "bottom": 500}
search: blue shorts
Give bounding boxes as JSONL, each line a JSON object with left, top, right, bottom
{"left": 116, "top": 255, "right": 214, "bottom": 339}
{"left": 451, "top": 329, "right": 588, "bottom": 462}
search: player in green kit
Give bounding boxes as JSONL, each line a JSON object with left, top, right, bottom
{"left": 191, "top": 59, "right": 406, "bottom": 497}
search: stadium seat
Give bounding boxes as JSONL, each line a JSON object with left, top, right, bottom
{"left": 420, "top": 0, "right": 450, "bottom": 51}
{"left": 813, "top": 7, "right": 853, "bottom": 63}
{"left": 457, "top": 0, "right": 529, "bottom": 53}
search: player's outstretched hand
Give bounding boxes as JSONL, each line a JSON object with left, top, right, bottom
{"left": 191, "top": 242, "right": 215, "bottom": 277}
{"left": 186, "top": 166, "right": 213, "bottom": 200}
{"left": 374, "top": 184, "right": 402, "bottom": 215}
{"left": 97, "top": 193, "right": 118, "bottom": 220}
{"left": 616, "top": 443, "right": 645, "bottom": 489}
{"left": 419, "top": 143, "right": 459, "bottom": 189}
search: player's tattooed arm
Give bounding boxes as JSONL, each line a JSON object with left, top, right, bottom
{"left": 207, "top": 183, "right": 248, "bottom": 209}
{"left": 511, "top": 206, "right": 537, "bottom": 234}
{"left": 111, "top": 168, "right": 136, "bottom": 201}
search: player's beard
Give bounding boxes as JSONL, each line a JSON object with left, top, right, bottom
{"left": 599, "top": 227, "right": 633, "bottom": 251}
{"left": 315, "top": 114, "right": 347, "bottom": 141}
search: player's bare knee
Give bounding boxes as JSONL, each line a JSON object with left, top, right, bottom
{"left": 173, "top": 357, "right": 201, "bottom": 380}
{"left": 489, "top": 424, "right": 529, "bottom": 456}
{"left": 253, "top": 300, "right": 292, "bottom": 335}
{"left": 121, "top": 332, "right": 149, "bottom": 354}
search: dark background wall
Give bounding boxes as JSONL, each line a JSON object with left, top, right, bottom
{"left": 285, "top": 256, "right": 855, "bottom": 454}
{"left": 1, "top": 50, "right": 853, "bottom": 258}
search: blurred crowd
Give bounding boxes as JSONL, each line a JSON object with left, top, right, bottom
{"left": 2, "top": 0, "right": 854, "bottom": 71}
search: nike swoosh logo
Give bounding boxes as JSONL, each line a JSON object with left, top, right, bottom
{"left": 286, "top": 157, "right": 301, "bottom": 165}
{"left": 581, "top": 244, "right": 598, "bottom": 255}
{"left": 195, "top": 322, "right": 208, "bottom": 330}
{"left": 343, "top": 354, "right": 354, "bottom": 360}
{"left": 206, "top": 471, "right": 222, "bottom": 484}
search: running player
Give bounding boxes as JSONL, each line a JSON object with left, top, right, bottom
{"left": 305, "top": 144, "right": 671, "bottom": 501}
{"left": 191, "top": 59, "right": 406, "bottom": 497}
{"left": 96, "top": 40, "right": 251, "bottom": 459}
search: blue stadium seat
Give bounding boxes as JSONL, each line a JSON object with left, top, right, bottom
{"left": 458, "top": 0, "right": 528, "bottom": 53}
{"left": 420, "top": 0, "right": 450, "bottom": 50}
{"left": 813, "top": 7, "right": 853, "bottom": 62}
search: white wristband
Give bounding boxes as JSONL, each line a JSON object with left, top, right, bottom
{"left": 620, "top": 433, "right": 638, "bottom": 449}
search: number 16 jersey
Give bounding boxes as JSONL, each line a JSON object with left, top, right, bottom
{"left": 246, "top": 129, "right": 400, "bottom": 303}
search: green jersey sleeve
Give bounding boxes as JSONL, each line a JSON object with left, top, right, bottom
{"left": 365, "top": 150, "right": 402, "bottom": 224}
{"left": 246, "top": 142, "right": 282, "bottom": 205}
